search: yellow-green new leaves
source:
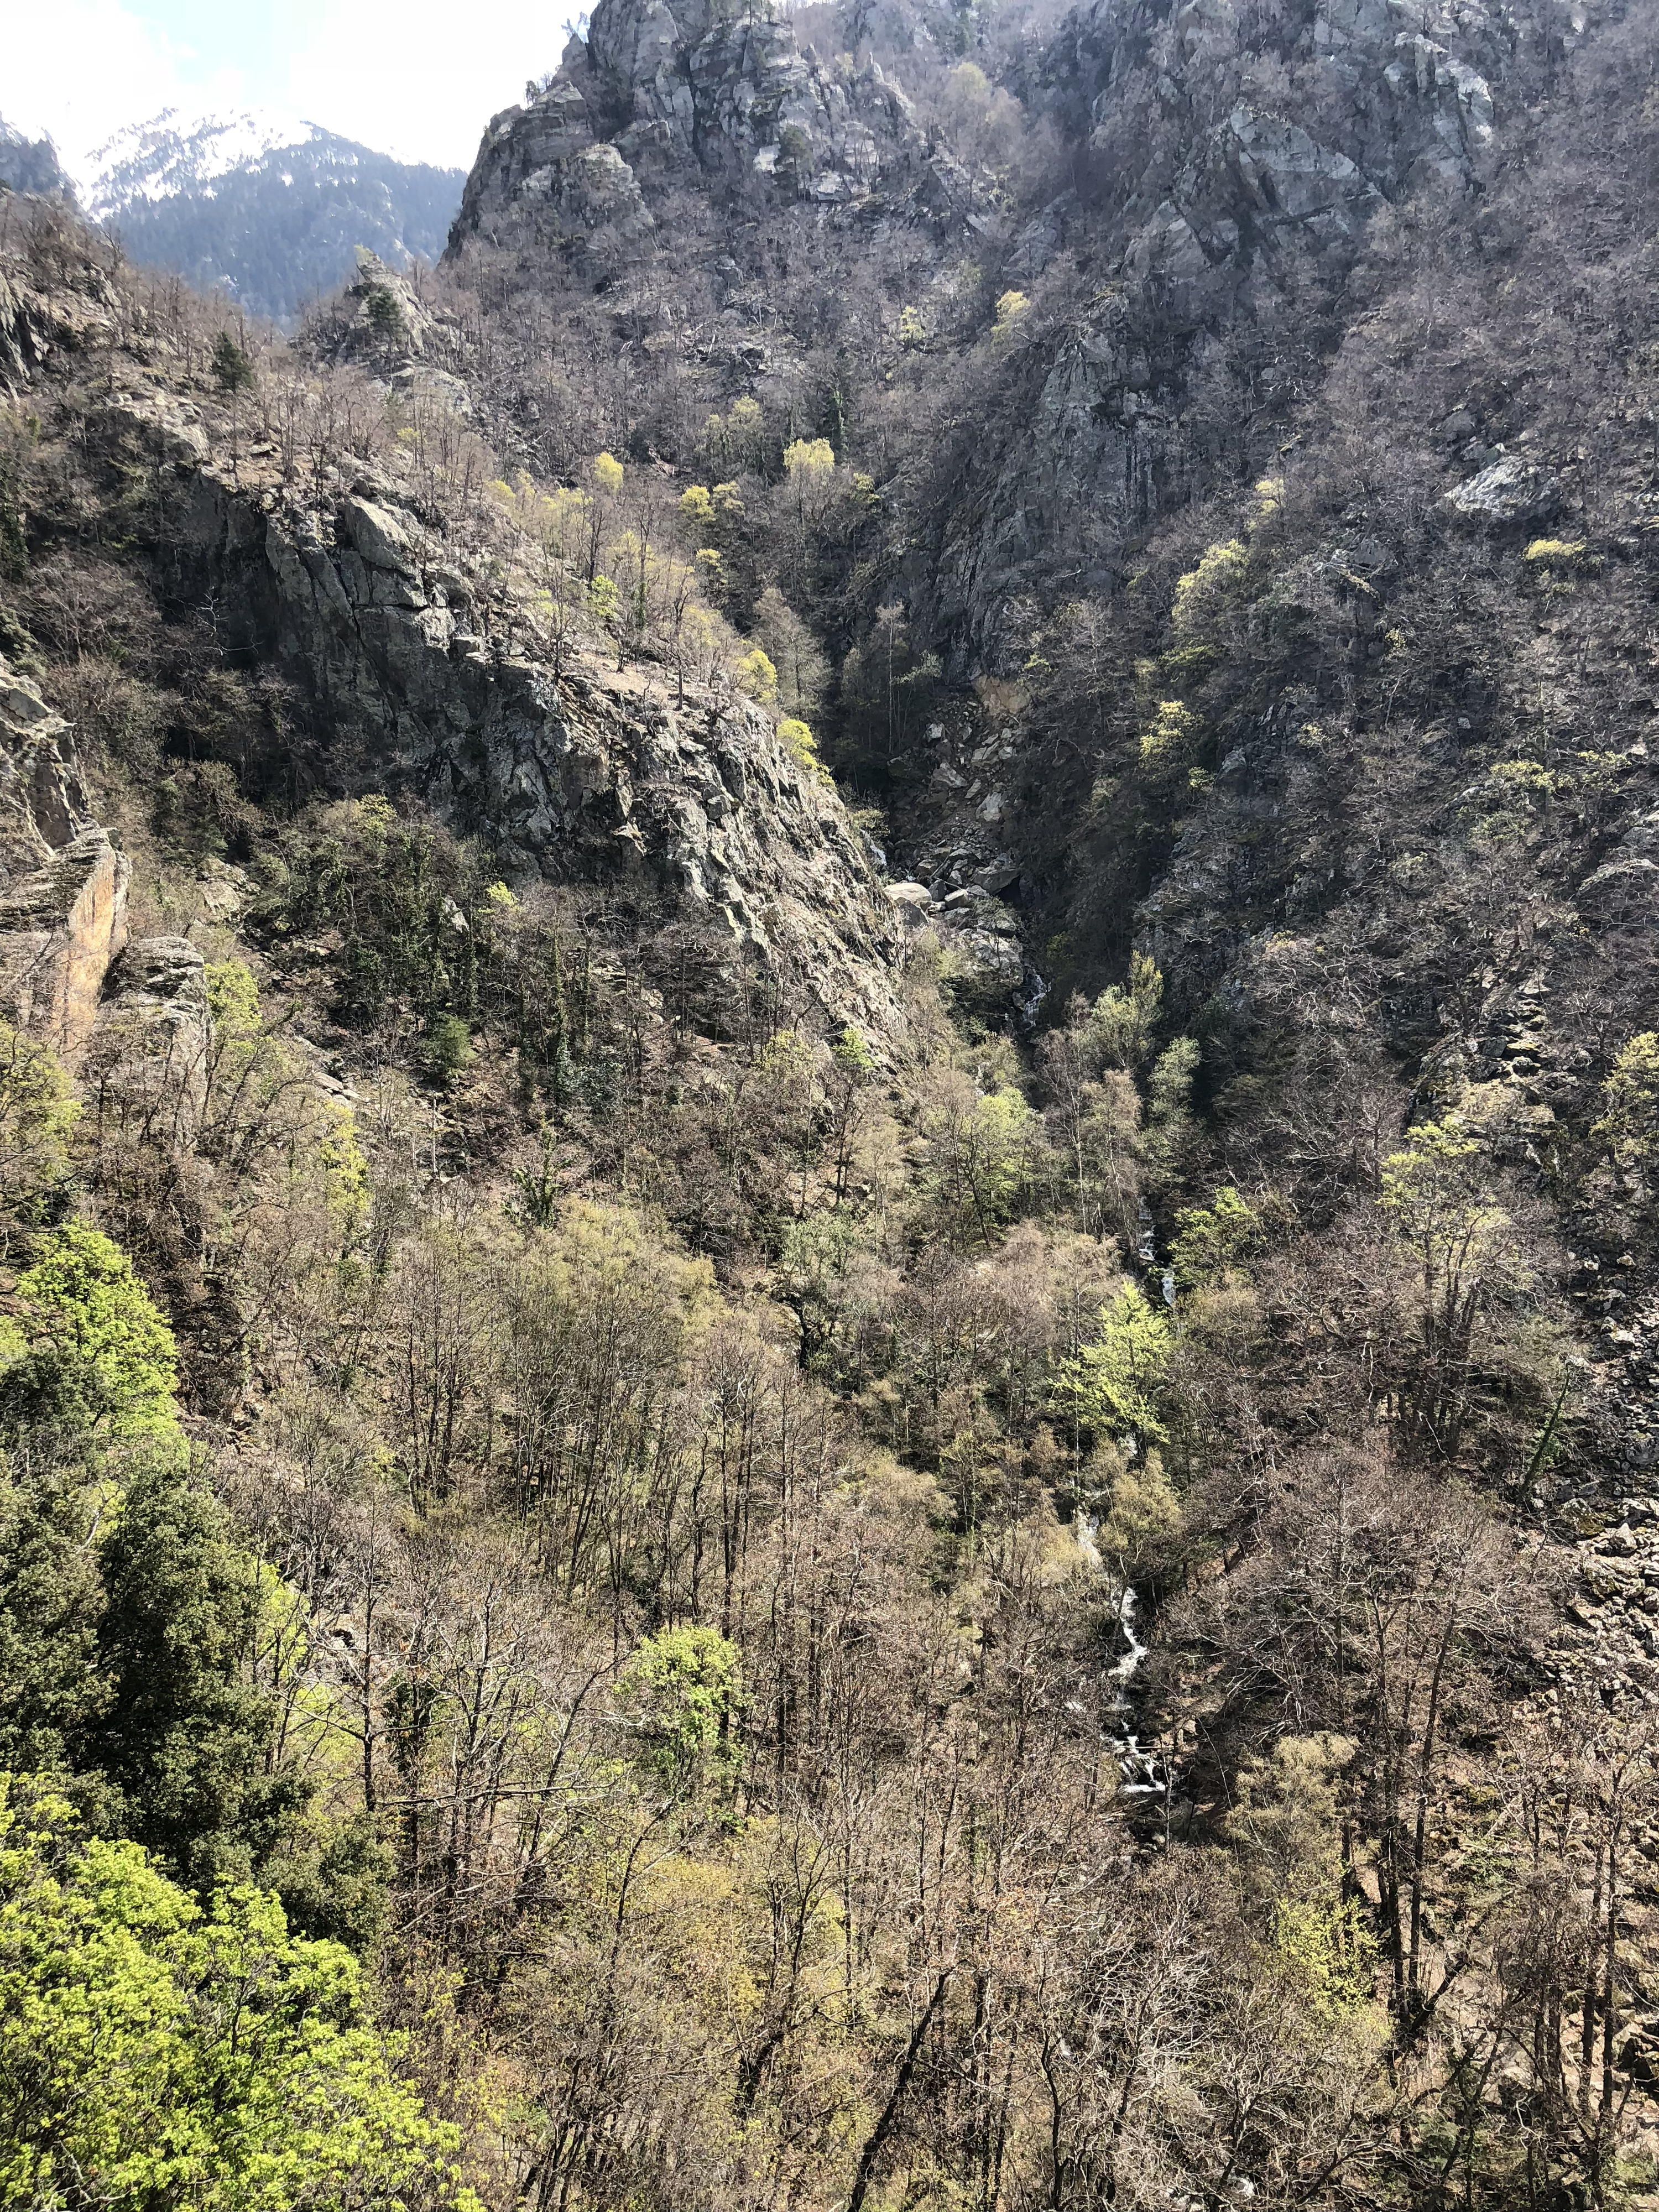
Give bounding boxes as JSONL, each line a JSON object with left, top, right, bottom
{"left": 1084, "top": 950, "right": 1165, "bottom": 1072}
{"left": 8, "top": 1225, "right": 181, "bottom": 1448}
{"left": 1593, "top": 1031, "right": 1659, "bottom": 1170}
{"left": 1056, "top": 1281, "right": 1172, "bottom": 1443}
{"left": 1138, "top": 698, "right": 1199, "bottom": 768}
{"left": 0, "top": 1776, "right": 476, "bottom": 2211}
{"left": 992, "top": 289, "right": 1030, "bottom": 340}
{"left": 1379, "top": 1118, "right": 1505, "bottom": 1267}
{"left": 735, "top": 646, "right": 778, "bottom": 705}
{"left": 615, "top": 1626, "right": 745, "bottom": 1798}
{"left": 783, "top": 437, "right": 835, "bottom": 481}
{"left": 1171, "top": 1185, "right": 1260, "bottom": 1288}
{"left": 1171, "top": 536, "right": 1248, "bottom": 635}
{"left": 0, "top": 1021, "right": 79, "bottom": 1239}
{"left": 778, "top": 717, "right": 830, "bottom": 783}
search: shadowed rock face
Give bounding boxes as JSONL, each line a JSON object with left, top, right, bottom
{"left": 931, "top": 0, "right": 1524, "bottom": 660}
{"left": 0, "top": 661, "right": 129, "bottom": 1058}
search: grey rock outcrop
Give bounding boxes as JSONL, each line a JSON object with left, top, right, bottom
{"left": 449, "top": 0, "right": 946, "bottom": 255}
{"left": 1446, "top": 453, "right": 1562, "bottom": 529}
{"left": 0, "top": 660, "right": 129, "bottom": 1057}
{"left": 935, "top": 0, "right": 1524, "bottom": 658}
{"left": 83, "top": 397, "right": 911, "bottom": 1042}
{"left": 88, "top": 936, "right": 212, "bottom": 1113}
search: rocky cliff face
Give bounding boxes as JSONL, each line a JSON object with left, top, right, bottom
{"left": 0, "top": 655, "right": 213, "bottom": 1090}
{"left": 0, "top": 660, "right": 129, "bottom": 1057}
{"left": 89, "top": 385, "right": 909, "bottom": 1047}
{"left": 931, "top": 0, "right": 1528, "bottom": 657}
{"left": 449, "top": 0, "right": 975, "bottom": 260}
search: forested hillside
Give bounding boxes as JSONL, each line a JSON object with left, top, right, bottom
{"left": 3, "top": 0, "right": 1659, "bottom": 2205}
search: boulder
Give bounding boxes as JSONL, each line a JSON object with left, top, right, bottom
{"left": 1446, "top": 455, "right": 1562, "bottom": 528}
{"left": 88, "top": 936, "right": 212, "bottom": 1118}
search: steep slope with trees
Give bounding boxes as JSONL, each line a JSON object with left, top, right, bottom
{"left": 3, "top": 0, "right": 1659, "bottom": 2205}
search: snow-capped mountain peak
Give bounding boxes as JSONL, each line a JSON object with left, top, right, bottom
{"left": 81, "top": 108, "right": 326, "bottom": 220}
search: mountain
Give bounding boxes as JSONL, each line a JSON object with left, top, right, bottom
{"left": 82, "top": 108, "right": 464, "bottom": 322}
{"left": 9, "top": 2, "right": 1659, "bottom": 2206}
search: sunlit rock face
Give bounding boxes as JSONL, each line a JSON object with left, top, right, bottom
{"left": 448, "top": 0, "right": 944, "bottom": 257}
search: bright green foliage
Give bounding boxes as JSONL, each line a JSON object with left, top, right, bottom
{"left": 784, "top": 437, "right": 835, "bottom": 480}
{"left": 678, "top": 483, "right": 716, "bottom": 529}
{"left": 1523, "top": 537, "right": 1590, "bottom": 566}
{"left": 96, "top": 1458, "right": 301, "bottom": 1892}
{"left": 1379, "top": 1118, "right": 1500, "bottom": 1263}
{"left": 735, "top": 646, "right": 779, "bottom": 705}
{"left": 0, "top": 1020, "right": 79, "bottom": 1237}
{"left": 1057, "top": 1282, "right": 1173, "bottom": 1443}
{"left": 993, "top": 289, "right": 1030, "bottom": 336}
{"left": 1593, "top": 1031, "right": 1659, "bottom": 1169}
{"left": 1227, "top": 1736, "right": 1376, "bottom": 2025}
{"left": 615, "top": 1626, "right": 746, "bottom": 1798}
{"left": 1170, "top": 1185, "right": 1258, "bottom": 1288}
{"left": 592, "top": 450, "right": 624, "bottom": 497}
{"left": 205, "top": 958, "right": 262, "bottom": 1034}
{"left": 920, "top": 1080, "right": 1042, "bottom": 1245}
{"left": 778, "top": 716, "right": 828, "bottom": 780}
{"left": 0, "top": 1776, "right": 472, "bottom": 2211}
{"left": 832, "top": 1025, "right": 875, "bottom": 1079}
{"left": 776, "top": 1207, "right": 863, "bottom": 1368}
{"left": 587, "top": 572, "right": 622, "bottom": 631}
{"left": 1138, "top": 698, "right": 1199, "bottom": 766}
{"left": 1086, "top": 952, "right": 1164, "bottom": 1072}
{"left": 1172, "top": 537, "right": 1248, "bottom": 635}
{"left": 11, "top": 1226, "right": 180, "bottom": 1447}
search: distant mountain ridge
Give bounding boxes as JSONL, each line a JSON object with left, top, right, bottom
{"left": 25, "top": 106, "right": 465, "bottom": 325}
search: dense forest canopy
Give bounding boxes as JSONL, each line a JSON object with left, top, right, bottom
{"left": 3, "top": 0, "right": 1659, "bottom": 2205}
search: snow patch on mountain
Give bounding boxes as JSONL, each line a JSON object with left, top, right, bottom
{"left": 81, "top": 109, "right": 328, "bottom": 218}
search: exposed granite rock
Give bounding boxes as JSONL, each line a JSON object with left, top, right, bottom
{"left": 88, "top": 936, "right": 212, "bottom": 1114}
{"left": 98, "top": 425, "right": 911, "bottom": 1044}
{"left": 889, "top": 874, "right": 1027, "bottom": 1011}
{"left": 0, "top": 660, "right": 93, "bottom": 873}
{"left": 1446, "top": 452, "right": 1563, "bottom": 528}
{"left": 0, "top": 660, "right": 129, "bottom": 1058}
{"left": 935, "top": 0, "right": 1524, "bottom": 660}
{"left": 449, "top": 0, "right": 952, "bottom": 255}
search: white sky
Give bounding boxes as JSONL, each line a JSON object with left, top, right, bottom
{"left": 3, "top": 0, "right": 581, "bottom": 182}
